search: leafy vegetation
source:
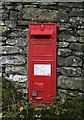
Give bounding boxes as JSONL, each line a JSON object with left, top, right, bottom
{"left": 2, "top": 78, "right": 84, "bottom": 120}
{"left": 2, "top": 94, "right": 84, "bottom": 120}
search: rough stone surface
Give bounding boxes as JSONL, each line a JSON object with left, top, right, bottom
{"left": 81, "top": 68, "right": 84, "bottom": 76}
{"left": 5, "top": 5, "right": 14, "bottom": 10}
{"left": 58, "top": 89, "right": 82, "bottom": 97}
{"left": 18, "top": 20, "right": 29, "bottom": 26}
{"left": 9, "top": 29, "right": 28, "bottom": 38}
{"left": 57, "top": 56, "right": 82, "bottom": 66}
{"left": 2, "top": 26, "right": 10, "bottom": 33}
{"left": 0, "top": 72, "right": 2, "bottom": 77}
{"left": 78, "top": 37, "right": 84, "bottom": 43}
{"left": 6, "top": 37, "right": 27, "bottom": 47}
{"left": 69, "top": 9, "right": 84, "bottom": 17}
{"left": 0, "top": 36, "right": 7, "bottom": 42}
{"left": 58, "top": 33, "right": 78, "bottom": 42}
{"left": 17, "top": 4, "right": 23, "bottom": 10}
{"left": 69, "top": 43, "right": 84, "bottom": 52}
{"left": 0, "top": 21, "right": 4, "bottom": 26}
{"left": 0, "top": 55, "right": 26, "bottom": 65}
{"left": 2, "top": 9, "right": 9, "bottom": 20}
{"left": 77, "top": 29, "right": 84, "bottom": 36}
{"left": 0, "top": 42, "right": 4, "bottom": 46}
{"left": 57, "top": 22, "right": 71, "bottom": 30}
{"left": 72, "top": 51, "right": 84, "bottom": 57}
{"left": 77, "top": 23, "right": 84, "bottom": 29}
{"left": 2, "top": 13, "right": 9, "bottom": 20}
{"left": 5, "top": 20, "right": 17, "bottom": 28}
{"left": 9, "top": 11, "right": 17, "bottom": 20}
{"left": 23, "top": 89, "right": 28, "bottom": 94}
{"left": 57, "top": 49, "right": 71, "bottom": 57}
{"left": 5, "top": 74, "right": 27, "bottom": 82}
{"left": 69, "top": 17, "right": 84, "bottom": 23}
{"left": 0, "top": 65, "right": 2, "bottom": 72}
{"left": 5, "top": 65, "right": 27, "bottom": 75}
{"left": 60, "top": 67, "right": 81, "bottom": 76}
{"left": 16, "top": 81, "right": 27, "bottom": 89}
{"left": 1, "top": 2, "right": 84, "bottom": 97}
{"left": 58, "top": 75, "right": 83, "bottom": 91}
{"left": 21, "top": 7, "right": 59, "bottom": 22}
{"left": 58, "top": 42, "right": 69, "bottom": 48}
{"left": 83, "top": 57, "right": 84, "bottom": 68}
{"left": 72, "top": 3, "right": 83, "bottom": 8}
{"left": 1, "top": 46, "right": 23, "bottom": 54}
{"left": 67, "top": 36, "right": 79, "bottom": 42}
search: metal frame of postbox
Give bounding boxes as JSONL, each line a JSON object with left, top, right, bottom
{"left": 28, "top": 23, "right": 57, "bottom": 105}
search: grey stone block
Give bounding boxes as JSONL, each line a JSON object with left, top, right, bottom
{"left": 16, "top": 82, "right": 27, "bottom": 88}
{"left": 58, "top": 3, "right": 73, "bottom": 8}
{"left": 78, "top": 37, "right": 84, "bottom": 43}
{"left": 81, "top": 68, "right": 84, "bottom": 76}
{"left": 69, "top": 17, "right": 84, "bottom": 23}
{"left": 57, "top": 56, "right": 82, "bottom": 66}
{"left": 77, "top": 23, "right": 84, "bottom": 29}
{"left": 72, "top": 51, "right": 84, "bottom": 57}
{"left": 2, "top": 26, "right": 10, "bottom": 33}
{"left": 0, "top": 42, "right": 4, "bottom": 46}
{"left": 57, "top": 49, "right": 71, "bottom": 57}
{"left": 57, "top": 22, "right": 71, "bottom": 30}
{"left": 58, "top": 75, "right": 83, "bottom": 91}
{"left": 5, "top": 5, "right": 13, "bottom": 10}
{"left": 69, "top": 43, "right": 84, "bottom": 51}
{"left": 77, "top": 29, "right": 84, "bottom": 36}
{"left": 58, "top": 42, "right": 69, "bottom": 48}
{"left": 6, "top": 37, "right": 27, "bottom": 47}
{"left": 72, "top": 3, "right": 83, "bottom": 8}
{"left": 18, "top": 20, "right": 29, "bottom": 26}
{"left": 9, "top": 29, "right": 28, "bottom": 38}
{"left": 2, "top": 2, "right": 12, "bottom": 5}
{"left": 5, "top": 65, "right": 27, "bottom": 75}
{"left": 0, "top": 55, "right": 26, "bottom": 65}
{"left": 58, "top": 33, "right": 78, "bottom": 42}
{"left": 2, "top": 13, "right": 8, "bottom": 20}
{"left": 6, "top": 4, "right": 22, "bottom": 10}
{"left": 66, "top": 36, "right": 79, "bottom": 42}
{"left": 58, "top": 89, "right": 82, "bottom": 97}
{"left": 21, "top": 7, "right": 59, "bottom": 22}
{"left": 56, "top": 11, "right": 68, "bottom": 22}
{"left": 0, "top": 37, "right": 7, "bottom": 42}
{"left": 9, "top": 11, "right": 17, "bottom": 20}
{"left": 0, "top": 65, "right": 2, "bottom": 72}
{"left": 5, "top": 74, "right": 27, "bottom": 82}
{"left": 60, "top": 67, "right": 81, "bottom": 76}
{"left": 0, "top": 46, "right": 23, "bottom": 54}
{"left": 69, "top": 9, "right": 84, "bottom": 17}
{"left": 22, "top": 89, "right": 28, "bottom": 94}
{"left": 0, "top": 9, "right": 9, "bottom": 20}
{"left": 17, "top": 4, "right": 23, "bottom": 10}
{"left": 5, "top": 20, "right": 17, "bottom": 28}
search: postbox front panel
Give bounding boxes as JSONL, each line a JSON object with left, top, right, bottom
{"left": 28, "top": 23, "right": 57, "bottom": 105}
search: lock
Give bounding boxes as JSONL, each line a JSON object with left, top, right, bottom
{"left": 32, "top": 91, "right": 38, "bottom": 97}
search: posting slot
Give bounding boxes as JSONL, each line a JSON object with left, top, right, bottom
{"left": 31, "top": 35, "right": 51, "bottom": 40}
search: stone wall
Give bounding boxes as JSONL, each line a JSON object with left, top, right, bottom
{"left": 1, "top": 2, "right": 84, "bottom": 98}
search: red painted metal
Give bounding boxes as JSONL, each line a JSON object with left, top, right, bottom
{"left": 28, "top": 23, "right": 57, "bottom": 105}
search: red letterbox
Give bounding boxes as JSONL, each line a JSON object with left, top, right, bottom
{"left": 28, "top": 23, "right": 57, "bottom": 105}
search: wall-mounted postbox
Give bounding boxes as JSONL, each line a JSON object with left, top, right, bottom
{"left": 28, "top": 23, "right": 57, "bottom": 105}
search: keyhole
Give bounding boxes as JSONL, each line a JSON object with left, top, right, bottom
{"left": 36, "top": 84, "right": 38, "bottom": 87}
